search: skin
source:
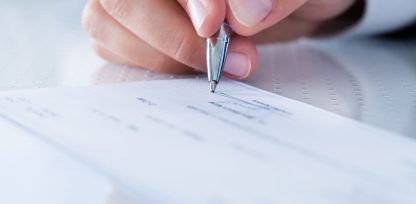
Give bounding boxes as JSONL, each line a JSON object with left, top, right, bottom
{"left": 82, "top": 0, "right": 358, "bottom": 78}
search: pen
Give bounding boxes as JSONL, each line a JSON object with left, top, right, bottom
{"left": 206, "top": 23, "right": 233, "bottom": 93}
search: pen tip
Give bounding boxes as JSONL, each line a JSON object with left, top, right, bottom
{"left": 210, "top": 81, "right": 217, "bottom": 93}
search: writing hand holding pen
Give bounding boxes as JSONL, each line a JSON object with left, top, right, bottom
{"left": 83, "top": 0, "right": 361, "bottom": 79}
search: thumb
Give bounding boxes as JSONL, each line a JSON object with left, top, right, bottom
{"left": 178, "top": 0, "right": 226, "bottom": 37}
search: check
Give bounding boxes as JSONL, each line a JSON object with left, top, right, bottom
{"left": 0, "top": 79, "right": 415, "bottom": 204}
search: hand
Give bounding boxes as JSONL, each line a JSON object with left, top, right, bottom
{"left": 83, "top": 0, "right": 359, "bottom": 79}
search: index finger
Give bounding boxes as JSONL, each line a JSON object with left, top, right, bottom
{"left": 99, "top": 0, "right": 206, "bottom": 70}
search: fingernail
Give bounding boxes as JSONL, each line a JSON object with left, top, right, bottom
{"left": 224, "top": 52, "right": 251, "bottom": 79}
{"left": 228, "top": 0, "right": 272, "bottom": 27}
{"left": 187, "top": 0, "right": 209, "bottom": 32}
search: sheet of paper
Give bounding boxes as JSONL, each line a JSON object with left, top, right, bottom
{"left": 0, "top": 118, "right": 115, "bottom": 204}
{"left": 0, "top": 78, "right": 415, "bottom": 204}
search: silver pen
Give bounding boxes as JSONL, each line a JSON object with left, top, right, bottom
{"left": 206, "top": 23, "right": 233, "bottom": 93}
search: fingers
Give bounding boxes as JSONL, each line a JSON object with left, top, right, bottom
{"left": 95, "top": 0, "right": 256, "bottom": 78}
{"left": 91, "top": 41, "right": 135, "bottom": 67}
{"left": 178, "top": 0, "right": 226, "bottom": 37}
{"left": 224, "top": 36, "right": 258, "bottom": 79}
{"left": 178, "top": 0, "right": 259, "bottom": 79}
{"left": 226, "top": 0, "right": 309, "bottom": 36}
{"left": 99, "top": 0, "right": 206, "bottom": 71}
{"left": 92, "top": 41, "right": 195, "bottom": 74}
{"left": 83, "top": 0, "right": 359, "bottom": 81}
{"left": 225, "top": 0, "right": 357, "bottom": 36}
{"left": 83, "top": 0, "right": 193, "bottom": 73}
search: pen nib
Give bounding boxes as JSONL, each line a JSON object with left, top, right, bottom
{"left": 210, "top": 81, "right": 217, "bottom": 93}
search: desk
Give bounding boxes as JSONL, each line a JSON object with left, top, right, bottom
{"left": 0, "top": 0, "right": 415, "bottom": 203}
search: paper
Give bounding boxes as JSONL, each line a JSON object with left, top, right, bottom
{"left": 246, "top": 41, "right": 416, "bottom": 138}
{"left": 0, "top": 117, "right": 114, "bottom": 204}
{"left": 0, "top": 78, "right": 415, "bottom": 204}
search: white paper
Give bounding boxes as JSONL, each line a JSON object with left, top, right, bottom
{"left": 0, "top": 118, "right": 114, "bottom": 204}
{"left": 0, "top": 78, "right": 415, "bottom": 204}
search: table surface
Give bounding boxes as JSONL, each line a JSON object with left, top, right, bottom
{"left": 1, "top": 0, "right": 416, "bottom": 203}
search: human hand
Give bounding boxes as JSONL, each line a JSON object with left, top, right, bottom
{"left": 83, "top": 0, "right": 360, "bottom": 79}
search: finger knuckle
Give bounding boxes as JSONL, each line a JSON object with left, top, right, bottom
{"left": 168, "top": 32, "right": 202, "bottom": 67}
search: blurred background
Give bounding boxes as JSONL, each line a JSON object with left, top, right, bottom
{"left": 0, "top": 0, "right": 415, "bottom": 203}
